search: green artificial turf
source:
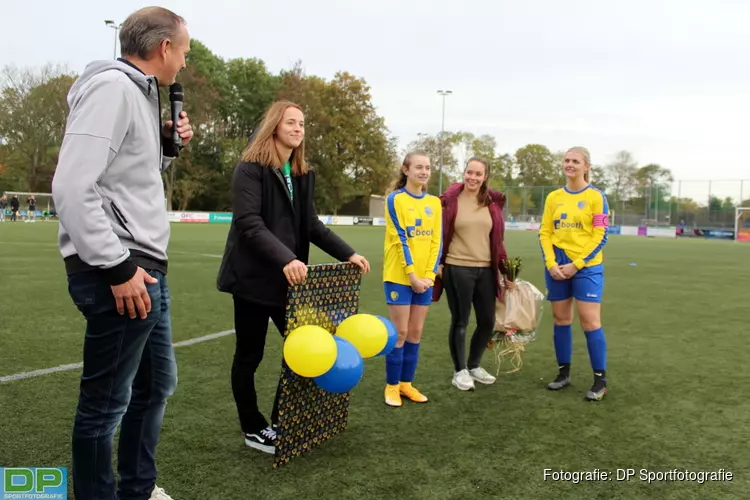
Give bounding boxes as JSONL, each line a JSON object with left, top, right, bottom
{"left": 1, "top": 223, "right": 748, "bottom": 499}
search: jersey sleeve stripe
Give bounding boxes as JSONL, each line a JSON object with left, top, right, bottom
{"left": 601, "top": 189, "right": 610, "bottom": 215}
{"left": 583, "top": 230, "right": 607, "bottom": 263}
{"left": 432, "top": 230, "right": 443, "bottom": 275}
{"left": 387, "top": 192, "right": 414, "bottom": 267}
{"left": 583, "top": 189, "right": 609, "bottom": 262}
{"left": 593, "top": 189, "right": 610, "bottom": 228}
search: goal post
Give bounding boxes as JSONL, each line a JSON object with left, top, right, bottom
{"left": 735, "top": 207, "right": 750, "bottom": 242}
{"left": 2, "top": 191, "right": 55, "bottom": 221}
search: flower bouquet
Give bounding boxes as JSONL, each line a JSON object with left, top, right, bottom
{"left": 488, "top": 257, "right": 545, "bottom": 374}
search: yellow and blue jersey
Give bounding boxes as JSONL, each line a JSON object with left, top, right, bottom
{"left": 383, "top": 188, "right": 443, "bottom": 286}
{"left": 539, "top": 184, "right": 610, "bottom": 270}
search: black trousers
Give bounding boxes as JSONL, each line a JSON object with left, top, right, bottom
{"left": 443, "top": 264, "right": 497, "bottom": 372}
{"left": 231, "top": 296, "right": 286, "bottom": 434}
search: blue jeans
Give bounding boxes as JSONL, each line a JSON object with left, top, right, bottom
{"left": 67, "top": 270, "right": 178, "bottom": 500}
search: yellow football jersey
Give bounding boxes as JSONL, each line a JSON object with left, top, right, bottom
{"left": 539, "top": 184, "right": 610, "bottom": 270}
{"left": 383, "top": 188, "right": 443, "bottom": 285}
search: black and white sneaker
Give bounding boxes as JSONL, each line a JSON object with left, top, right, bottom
{"left": 244, "top": 426, "right": 276, "bottom": 454}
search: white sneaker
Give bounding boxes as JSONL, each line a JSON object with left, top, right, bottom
{"left": 452, "top": 369, "right": 475, "bottom": 391}
{"left": 469, "top": 367, "right": 497, "bottom": 385}
{"left": 149, "top": 485, "right": 174, "bottom": 500}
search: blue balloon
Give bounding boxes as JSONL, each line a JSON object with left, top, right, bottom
{"left": 314, "top": 337, "right": 364, "bottom": 394}
{"left": 375, "top": 315, "right": 398, "bottom": 357}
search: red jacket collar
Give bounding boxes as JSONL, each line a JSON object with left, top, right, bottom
{"left": 441, "top": 182, "right": 506, "bottom": 208}
{"left": 441, "top": 182, "right": 464, "bottom": 200}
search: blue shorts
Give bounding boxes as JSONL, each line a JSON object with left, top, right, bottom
{"left": 545, "top": 247, "right": 604, "bottom": 303}
{"left": 545, "top": 266, "right": 604, "bottom": 303}
{"left": 384, "top": 282, "right": 433, "bottom": 306}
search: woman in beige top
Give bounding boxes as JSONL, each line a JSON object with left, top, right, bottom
{"left": 433, "top": 157, "right": 512, "bottom": 391}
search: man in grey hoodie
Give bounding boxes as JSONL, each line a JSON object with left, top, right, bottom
{"left": 51, "top": 6, "right": 193, "bottom": 500}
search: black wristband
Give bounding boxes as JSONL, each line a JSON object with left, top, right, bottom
{"left": 104, "top": 258, "right": 138, "bottom": 286}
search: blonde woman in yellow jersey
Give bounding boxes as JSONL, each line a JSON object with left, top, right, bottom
{"left": 539, "top": 147, "right": 610, "bottom": 401}
{"left": 382, "top": 151, "right": 443, "bottom": 407}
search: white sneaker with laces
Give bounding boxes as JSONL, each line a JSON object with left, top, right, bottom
{"left": 149, "top": 485, "right": 174, "bottom": 500}
{"left": 469, "top": 366, "right": 497, "bottom": 385}
{"left": 452, "top": 369, "right": 475, "bottom": 391}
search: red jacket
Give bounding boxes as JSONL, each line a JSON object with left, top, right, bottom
{"left": 432, "top": 182, "right": 508, "bottom": 302}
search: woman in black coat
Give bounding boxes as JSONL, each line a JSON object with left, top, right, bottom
{"left": 217, "top": 100, "right": 370, "bottom": 454}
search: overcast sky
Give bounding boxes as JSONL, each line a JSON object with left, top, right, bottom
{"left": 2, "top": 0, "right": 749, "bottom": 201}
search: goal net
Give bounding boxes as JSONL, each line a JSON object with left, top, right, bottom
{"left": 735, "top": 207, "right": 750, "bottom": 242}
{"left": 2, "top": 192, "right": 56, "bottom": 221}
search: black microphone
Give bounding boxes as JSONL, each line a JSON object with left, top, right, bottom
{"left": 169, "top": 83, "right": 184, "bottom": 150}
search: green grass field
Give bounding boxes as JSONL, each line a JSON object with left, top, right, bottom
{"left": 1, "top": 222, "right": 748, "bottom": 499}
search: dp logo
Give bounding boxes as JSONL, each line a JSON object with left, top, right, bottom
{"left": 1, "top": 467, "right": 67, "bottom": 498}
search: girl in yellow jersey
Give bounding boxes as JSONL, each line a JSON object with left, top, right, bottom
{"left": 539, "top": 147, "right": 610, "bottom": 401}
{"left": 382, "top": 151, "right": 443, "bottom": 407}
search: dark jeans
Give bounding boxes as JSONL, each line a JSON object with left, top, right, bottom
{"left": 443, "top": 264, "right": 496, "bottom": 372}
{"left": 231, "top": 296, "right": 286, "bottom": 434}
{"left": 67, "top": 270, "right": 177, "bottom": 500}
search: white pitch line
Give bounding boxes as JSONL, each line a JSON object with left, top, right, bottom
{"left": 0, "top": 363, "right": 84, "bottom": 383}
{"left": 1, "top": 250, "right": 237, "bottom": 384}
{"left": 169, "top": 250, "right": 223, "bottom": 258}
{"left": 0, "top": 328, "right": 238, "bottom": 384}
{"left": 0, "top": 241, "right": 58, "bottom": 247}
{"left": 0, "top": 245, "right": 224, "bottom": 259}
{"left": 172, "top": 329, "right": 234, "bottom": 347}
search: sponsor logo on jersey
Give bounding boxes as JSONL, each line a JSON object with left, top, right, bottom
{"left": 407, "top": 226, "right": 434, "bottom": 238}
{"left": 554, "top": 219, "right": 583, "bottom": 230}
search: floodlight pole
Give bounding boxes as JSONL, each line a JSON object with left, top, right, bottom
{"left": 437, "top": 90, "right": 452, "bottom": 194}
{"left": 105, "top": 20, "right": 122, "bottom": 60}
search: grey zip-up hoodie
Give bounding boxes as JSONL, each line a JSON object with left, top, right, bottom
{"left": 52, "top": 59, "right": 178, "bottom": 285}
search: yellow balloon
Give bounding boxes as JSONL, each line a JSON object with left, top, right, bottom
{"left": 335, "top": 314, "right": 388, "bottom": 359}
{"left": 283, "top": 325, "right": 337, "bottom": 378}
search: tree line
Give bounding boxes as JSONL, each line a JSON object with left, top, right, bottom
{"left": 0, "top": 39, "right": 743, "bottom": 221}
